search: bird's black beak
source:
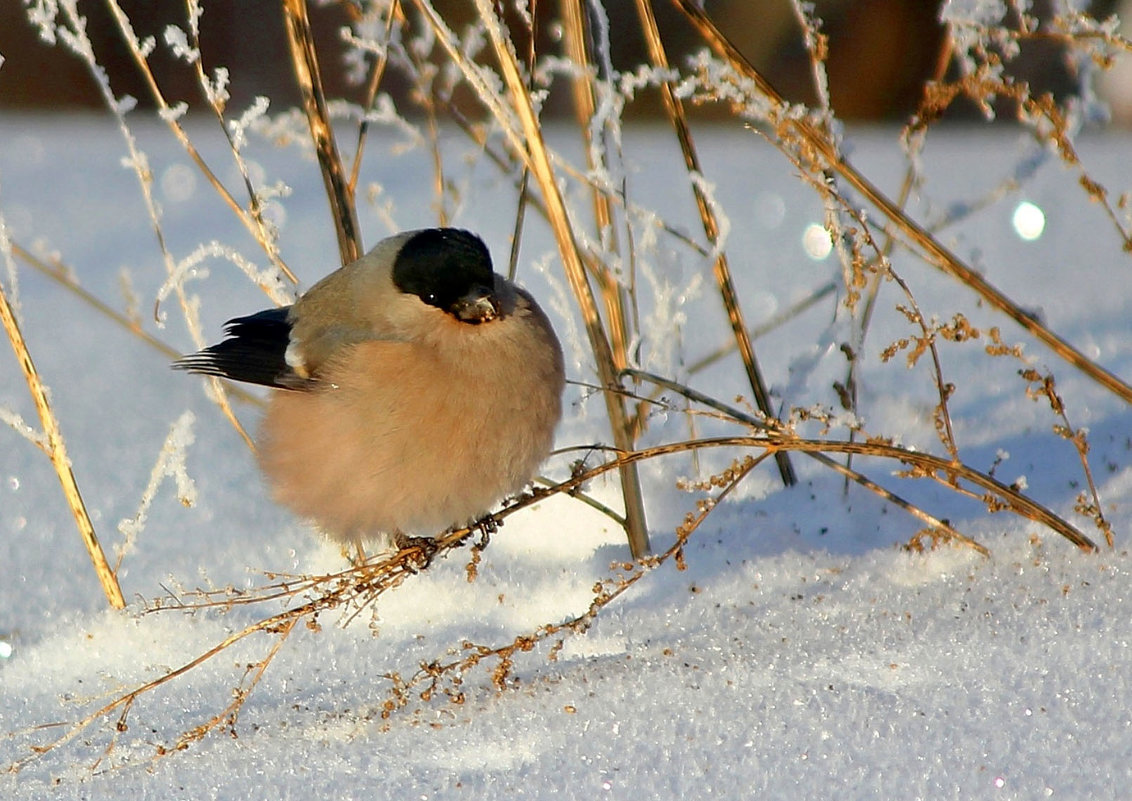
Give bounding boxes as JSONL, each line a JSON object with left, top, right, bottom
{"left": 451, "top": 285, "right": 500, "bottom": 324}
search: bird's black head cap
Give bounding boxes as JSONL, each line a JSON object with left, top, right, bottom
{"left": 392, "top": 229, "right": 496, "bottom": 313}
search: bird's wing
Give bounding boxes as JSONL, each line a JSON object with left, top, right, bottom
{"left": 172, "top": 307, "right": 315, "bottom": 390}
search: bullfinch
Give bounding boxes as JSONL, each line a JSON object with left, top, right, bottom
{"left": 175, "top": 228, "right": 565, "bottom": 545}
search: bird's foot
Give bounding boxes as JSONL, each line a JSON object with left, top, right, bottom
{"left": 393, "top": 530, "right": 440, "bottom": 570}
{"left": 471, "top": 514, "right": 499, "bottom": 549}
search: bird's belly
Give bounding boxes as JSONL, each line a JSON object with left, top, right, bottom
{"left": 256, "top": 356, "right": 554, "bottom": 541}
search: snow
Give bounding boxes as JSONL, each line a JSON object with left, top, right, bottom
{"left": 2, "top": 114, "right": 1132, "bottom": 798}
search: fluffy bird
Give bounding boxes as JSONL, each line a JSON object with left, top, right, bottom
{"left": 175, "top": 228, "right": 565, "bottom": 545}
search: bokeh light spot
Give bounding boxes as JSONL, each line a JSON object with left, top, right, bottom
{"left": 1012, "top": 201, "right": 1045, "bottom": 241}
{"left": 802, "top": 223, "right": 833, "bottom": 260}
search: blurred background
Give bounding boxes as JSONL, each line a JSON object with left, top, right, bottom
{"left": 1, "top": 0, "right": 1130, "bottom": 123}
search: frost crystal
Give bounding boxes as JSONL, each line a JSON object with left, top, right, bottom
{"left": 0, "top": 407, "right": 47, "bottom": 450}
{"left": 159, "top": 101, "right": 189, "bottom": 123}
{"left": 113, "top": 94, "right": 138, "bottom": 115}
{"left": 939, "top": 0, "right": 1009, "bottom": 24}
{"left": 229, "top": 96, "right": 271, "bottom": 151}
{"left": 164, "top": 25, "right": 200, "bottom": 63}
{"left": 24, "top": 0, "right": 62, "bottom": 45}
{"left": 688, "top": 171, "right": 730, "bottom": 255}
{"left": 203, "top": 66, "right": 231, "bottom": 107}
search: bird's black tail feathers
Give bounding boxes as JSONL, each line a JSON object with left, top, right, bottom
{"left": 173, "top": 307, "right": 312, "bottom": 390}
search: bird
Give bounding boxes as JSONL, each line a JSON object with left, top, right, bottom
{"left": 174, "top": 228, "right": 565, "bottom": 547}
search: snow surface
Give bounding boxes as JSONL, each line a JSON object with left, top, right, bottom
{"left": 2, "top": 115, "right": 1132, "bottom": 799}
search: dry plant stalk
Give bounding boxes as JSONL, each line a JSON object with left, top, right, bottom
{"left": 557, "top": 0, "right": 633, "bottom": 381}
{"left": 175, "top": 0, "right": 296, "bottom": 288}
{"left": 0, "top": 278, "right": 125, "bottom": 610}
{"left": 837, "top": 23, "right": 956, "bottom": 485}
{"left": 620, "top": 366, "right": 1065, "bottom": 555}
{"left": 281, "top": 0, "right": 364, "bottom": 265}
{"left": 388, "top": 451, "right": 768, "bottom": 713}
{"left": 633, "top": 0, "right": 796, "bottom": 489}
{"left": 348, "top": 0, "right": 403, "bottom": 195}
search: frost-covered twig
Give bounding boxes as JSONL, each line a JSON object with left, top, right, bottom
{"left": 557, "top": 0, "right": 633, "bottom": 386}
{"left": 345, "top": 0, "right": 403, "bottom": 195}
{"left": 115, "top": 411, "right": 199, "bottom": 571}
